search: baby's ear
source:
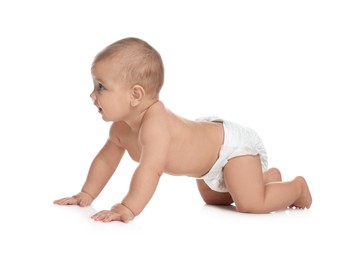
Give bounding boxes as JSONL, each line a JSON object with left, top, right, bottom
{"left": 130, "top": 84, "right": 145, "bottom": 106}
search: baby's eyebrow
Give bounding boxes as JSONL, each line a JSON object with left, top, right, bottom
{"left": 93, "top": 77, "right": 106, "bottom": 85}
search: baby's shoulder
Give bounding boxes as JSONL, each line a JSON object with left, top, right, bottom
{"left": 142, "top": 101, "right": 170, "bottom": 125}
{"left": 109, "top": 121, "right": 131, "bottom": 140}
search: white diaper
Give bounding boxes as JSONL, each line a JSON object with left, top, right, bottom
{"left": 196, "top": 117, "right": 268, "bottom": 192}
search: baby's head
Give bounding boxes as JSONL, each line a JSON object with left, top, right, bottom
{"left": 92, "top": 37, "right": 164, "bottom": 98}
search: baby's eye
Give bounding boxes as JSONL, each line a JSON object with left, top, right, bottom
{"left": 97, "top": 83, "right": 105, "bottom": 92}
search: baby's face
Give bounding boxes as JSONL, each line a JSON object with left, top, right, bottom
{"left": 90, "top": 59, "right": 131, "bottom": 122}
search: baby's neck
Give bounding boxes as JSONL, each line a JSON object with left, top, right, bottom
{"left": 124, "top": 98, "right": 160, "bottom": 132}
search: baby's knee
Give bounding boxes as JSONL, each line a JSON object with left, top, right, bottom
{"left": 235, "top": 195, "right": 272, "bottom": 213}
{"left": 202, "top": 195, "right": 233, "bottom": 206}
{"left": 236, "top": 204, "right": 261, "bottom": 213}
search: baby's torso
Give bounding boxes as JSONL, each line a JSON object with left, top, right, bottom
{"left": 115, "top": 103, "right": 224, "bottom": 178}
{"left": 162, "top": 115, "right": 223, "bottom": 177}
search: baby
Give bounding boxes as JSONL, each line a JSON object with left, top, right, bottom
{"left": 54, "top": 37, "right": 312, "bottom": 223}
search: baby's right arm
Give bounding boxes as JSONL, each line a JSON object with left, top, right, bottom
{"left": 54, "top": 123, "right": 125, "bottom": 206}
{"left": 81, "top": 138, "right": 125, "bottom": 198}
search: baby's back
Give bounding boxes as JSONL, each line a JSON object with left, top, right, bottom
{"left": 114, "top": 101, "right": 224, "bottom": 178}
{"left": 162, "top": 109, "right": 224, "bottom": 177}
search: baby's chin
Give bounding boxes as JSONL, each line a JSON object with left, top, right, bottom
{"left": 100, "top": 113, "right": 110, "bottom": 122}
{"left": 100, "top": 112, "right": 119, "bottom": 122}
{"left": 101, "top": 116, "right": 111, "bottom": 122}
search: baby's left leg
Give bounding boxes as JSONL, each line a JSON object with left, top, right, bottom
{"left": 263, "top": 168, "right": 282, "bottom": 183}
{"left": 196, "top": 168, "right": 281, "bottom": 206}
{"left": 196, "top": 179, "right": 233, "bottom": 205}
{"left": 223, "top": 155, "right": 311, "bottom": 213}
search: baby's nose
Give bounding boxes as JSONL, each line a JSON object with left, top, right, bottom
{"left": 90, "top": 91, "right": 96, "bottom": 101}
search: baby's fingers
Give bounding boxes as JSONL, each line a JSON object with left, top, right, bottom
{"left": 53, "top": 196, "right": 79, "bottom": 205}
{"left": 91, "top": 210, "right": 109, "bottom": 221}
{"left": 92, "top": 211, "right": 124, "bottom": 223}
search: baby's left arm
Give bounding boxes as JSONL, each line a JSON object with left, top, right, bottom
{"left": 123, "top": 118, "right": 171, "bottom": 214}
{"left": 92, "top": 117, "right": 170, "bottom": 223}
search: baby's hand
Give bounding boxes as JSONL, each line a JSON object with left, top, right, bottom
{"left": 53, "top": 191, "right": 94, "bottom": 207}
{"left": 91, "top": 203, "right": 135, "bottom": 223}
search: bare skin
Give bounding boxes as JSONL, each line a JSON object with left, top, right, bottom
{"left": 54, "top": 57, "right": 312, "bottom": 222}
{"left": 197, "top": 167, "right": 283, "bottom": 205}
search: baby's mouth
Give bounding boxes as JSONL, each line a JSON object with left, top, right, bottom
{"left": 94, "top": 103, "right": 103, "bottom": 113}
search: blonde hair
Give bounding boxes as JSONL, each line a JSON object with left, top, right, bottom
{"left": 93, "top": 37, "right": 164, "bottom": 97}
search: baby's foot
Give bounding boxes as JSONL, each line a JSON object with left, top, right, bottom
{"left": 292, "top": 176, "right": 312, "bottom": 209}
{"left": 264, "top": 168, "right": 282, "bottom": 184}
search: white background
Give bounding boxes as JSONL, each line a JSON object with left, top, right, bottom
{"left": 1, "top": 0, "right": 346, "bottom": 259}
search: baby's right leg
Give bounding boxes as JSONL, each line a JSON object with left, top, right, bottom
{"left": 263, "top": 168, "right": 312, "bottom": 209}
{"left": 290, "top": 176, "right": 312, "bottom": 209}
{"left": 223, "top": 155, "right": 312, "bottom": 213}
